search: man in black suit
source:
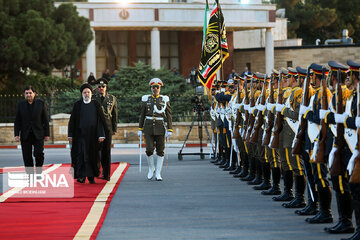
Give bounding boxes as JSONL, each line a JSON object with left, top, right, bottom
{"left": 14, "top": 86, "right": 50, "bottom": 174}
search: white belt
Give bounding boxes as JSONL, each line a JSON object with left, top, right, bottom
{"left": 146, "top": 116, "right": 164, "bottom": 120}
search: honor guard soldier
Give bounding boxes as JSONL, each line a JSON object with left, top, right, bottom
{"left": 344, "top": 59, "right": 360, "bottom": 240}
{"left": 321, "top": 61, "right": 355, "bottom": 234}
{"left": 138, "top": 78, "right": 173, "bottom": 181}
{"left": 299, "top": 63, "right": 334, "bottom": 224}
{"left": 93, "top": 78, "right": 118, "bottom": 181}
{"left": 294, "top": 66, "right": 320, "bottom": 216}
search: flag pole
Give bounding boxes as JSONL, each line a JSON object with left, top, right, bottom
{"left": 217, "top": 0, "right": 225, "bottom": 82}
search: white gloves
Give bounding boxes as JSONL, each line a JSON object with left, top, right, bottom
{"left": 267, "top": 103, "right": 275, "bottom": 111}
{"left": 334, "top": 113, "right": 348, "bottom": 124}
{"left": 234, "top": 104, "right": 240, "bottom": 110}
{"left": 356, "top": 117, "right": 360, "bottom": 128}
{"left": 250, "top": 107, "right": 255, "bottom": 114}
{"left": 244, "top": 104, "right": 250, "bottom": 111}
{"left": 138, "top": 130, "right": 143, "bottom": 137}
{"left": 347, "top": 149, "right": 358, "bottom": 175}
{"left": 166, "top": 131, "right": 172, "bottom": 139}
{"left": 299, "top": 105, "right": 310, "bottom": 116}
{"left": 319, "top": 109, "right": 330, "bottom": 120}
{"left": 276, "top": 104, "right": 285, "bottom": 112}
{"left": 257, "top": 104, "right": 266, "bottom": 112}
{"left": 328, "top": 146, "right": 337, "bottom": 168}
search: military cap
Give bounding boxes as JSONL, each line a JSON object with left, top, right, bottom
{"left": 227, "top": 79, "right": 235, "bottom": 85}
{"left": 310, "top": 63, "right": 328, "bottom": 76}
{"left": 328, "top": 60, "right": 348, "bottom": 72}
{"left": 272, "top": 69, "right": 279, "bottom": 77}
{"left": 280, "top": 68, "right": 289, "bottom": 77}
{"left": 253, "top": 72, "right": 266, "bottom": 81}
{"left": 149, "top": 78, "right": 163, "bottom": 86}
{"left": 288, "top": 67, "right": 298, "bottom": 76}
{"left": 347, "top": 60, "right": 360, "bottom": 72}
{"left": 80, "top": 83, "right": 93, "bottom": 93}
{"left": 97, "top": 78, "right": 108, "bottom": 86}
{"left": 296, "top": 66, "right": 307, "bottom": 77}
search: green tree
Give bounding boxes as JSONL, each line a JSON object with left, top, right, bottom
{"left": 0, "top": 0, "right": 93, "bottom": 92}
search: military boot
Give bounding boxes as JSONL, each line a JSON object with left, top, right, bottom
{"left": 225, "top": 149, "right": 237, "bottom": 171}
{"left": 154, "top": 155, "right": 164, "bottom": 181}
{"left": 341, "top": 198, "right": 360, "bottom": 240}
{"left": 146, "top": 155, "right": 155, "bottom": 180}
{"left": 306, "top": 186, "right": 333, "bottom": 224}
{"left": 234, "top": 152, "right": 249, "bottom": 178}
{"left": 273, "top": 170, "right": 294, "bottom": 201}
{"left": 283, "top": 175, "right": 306, "bottom": 208}
{"left": 325, "top": 191, "right": 354, "bottom": 234}
{"left": 295, "top": 188, "right": 319, "bottom": 215}
{"left": 248, "top": 158, "right": 263, "bottom": 185}
{"left": 254, "top": 162, "right": 271, "bottom": 190}
{"left": 241, "top": 156, "right": 256, "bottom": 182}
{"left": 219, "top": 150, "right": 230, "bottom": 168}
{"left": 262, "top": 167, "right": 282, "bottom": 195}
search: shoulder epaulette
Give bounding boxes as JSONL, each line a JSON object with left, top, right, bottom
{"left": 142, "top": 95, "right": 151, "bottom": 102}
{"left": 161, "top": 95, "right": 169, "bottom": 102}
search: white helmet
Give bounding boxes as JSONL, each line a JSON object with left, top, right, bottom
{"left": 149, "top": 78, "right": 163, "bottom": 86}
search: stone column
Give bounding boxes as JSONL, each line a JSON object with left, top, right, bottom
{"left": 151, "top": 27, "right": 161, "bottom": 70}
{"left": 86, "top": 28, "right": 96, "bottom": 80}
{"left": 265, "top": 28, "right": 274, "bottom": 75}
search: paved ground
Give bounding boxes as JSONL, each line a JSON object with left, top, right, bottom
{"left": 0, "top": 147, "right": 355, "bottom": 240}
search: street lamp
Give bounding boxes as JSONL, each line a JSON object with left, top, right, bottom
{"left": 64, "top": 65, "right": 80, "bottom": 88}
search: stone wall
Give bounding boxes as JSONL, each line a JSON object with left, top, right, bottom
{"left": 234, "top": 44, "right": 360, "bottom": 73}
{"left": 2, "top": 113, "right": 213, "bottom": 145}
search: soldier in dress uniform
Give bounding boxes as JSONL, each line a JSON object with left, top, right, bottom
{"left": 299, "top": 63, "right": 334, "bottom": 224}
{"left": 345, "top": 59, "right": 360, "bottom": 240}
{"left": 261, "top": 70, "right": 282, "bottom": 196}
{"left": 321, "top": 61, "right": 355, "bottom": 234}
{"left": 92, "top": 78, "right": 118, "bottom": 181}
{"left": 138, "top": 78, "right": 172, "bottom": 181}
{"left": 294, "top": 66, "right": 320, "bottom": 216}
{"left": 278, "top": 67, "right": 306, "bottom": 208}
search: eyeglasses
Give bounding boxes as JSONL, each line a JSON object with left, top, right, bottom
{"left": 152, "top": 85, "right": 160, "bottom": 89}
{"left": 98, "top": 85, "right": 106, "bottom": 88}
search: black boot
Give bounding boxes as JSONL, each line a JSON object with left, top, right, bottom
{"left": 254, "top": 162, "right": 271, "bottom": 190}
{"left": 295, "top": 188, "right": 319, "bottom": 215}
{"left": 219, "top": 149, "right": 230, "bottom": 169}
{"left": 225, "top": 150, "right": 237, "bottom": 171}
{"left": 283, "top": 175, "right": 306, "bottom": 208}
{"left": 341, "top": 198, "right": 360, "bottom": 240}
{"left": 241, "top": 157, "right": 255, "bottom": 182}
{"left": 248, "top": 159, "right": 263, "bottom": 185}
{"left": 234, "top": 153, "right": 248, "bottom": 178}
{"left": 262, "top": 167, "right": 282, "bottom": 195}
{"left": 306, "top": 186, "right": 333, "bottom": 223}
{"left": 273, "top": 170, "right": 294, "bottom": 201}
{"left": 325, "top": 191, "right": 354, "bottom": 234}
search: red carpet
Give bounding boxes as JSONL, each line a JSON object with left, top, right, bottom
{"left": 0, "top": 162, "right": 129, "bottom": 239}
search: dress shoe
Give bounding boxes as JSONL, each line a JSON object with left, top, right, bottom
{"left": 253, "top": 181, "right": 271, "bottom": 190}
{"left": 229, "top": 166, "right": 241, "bottom": 175}
{"left": 248, "top": 177, "right": 263, "bottom": 185}
{"left": 77, "top": 177, "right": 85, "bottom": 183}
{"left": 295, "top": 203, "right": 319, "bottom": 216}
{"left": 214, "top": 158, "right": 226, "bottom": 166}
{"left": 324, "top": 221, "right": 355, "bottom": 234}
{"left": 219, "top": 162, "right": 229, "bottom": 169}
{"left": 102, "top": 176, "right": 110, "bottom": 181}
{"left": 340, "top": 231, "right": 360, "bottom": 240}
{"left": 282, "top": 196, "right": 306, "bottom": 208}
{"left": 305, "top": 211, "right": 333, "bottom": 224}
{"left": 224, "top": 165, "right": 236, "bottom": 171}
{"left": 261, "top": 186, "right": 282, "bottom": 195}
{"left": 234, "top": 168, "right": 248, "bottom": 178}
{"left": 88, "top": 177, "right": 95, "bottom": 184}
{"left": 273, "top": 190, "right": 294, "bottom": 201}
{"left": 240, "top": 173, "right": 255, "bottom": 182}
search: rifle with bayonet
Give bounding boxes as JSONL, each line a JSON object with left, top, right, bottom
{"left": 270, "top": 72, "right": 284, "bottom": 149}
{"left": 250, "top": 74, "right": 268, "bottom": 143}
{"left": 262, "top": 74, "right": 275, "bottom": 146}
{"left": 315, "top": 67, "right": 329, "bottom": 163}
{"left": 292, "top": 66, "right": 312, "bottom": 155}
{"left": 245, "top": 77, "right": 256, "bottom": 142}
{"left": 331, "top": 70, "right": 345, "bottom": 175}
{"left": 233, "top": 79, "right": 242, "bottom": 139}
{"left": 350, "top": 82, "right": 360, "bottom": 183}
{"left": 241, "top": 76, "right": 250, "bottom": 139}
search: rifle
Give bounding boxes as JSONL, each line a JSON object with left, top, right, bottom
{"left": 250, "top": 74, "right": 268, "bottom": 143}
{"left": 270, "top": 72, "right": 284, "bottom": 149}
{"left": 262, "top": 75, "right": 275, "bottom": 145}
{"left": 233, "top": 80, "right": 242, "bottom": 139}
{"left": 241, "top": 76, "right": 250, "bottom": 139}
{"left": 292, "top": 66, "right": 311, "bottom": 155}
{"left": 315, "top": 67, "right": 329, "bottom": 163}
{"left": 331, "top": 70, "right": 345, "bottom": 175}
{"left": 350, "top": 82, "right": 360, "bottom": 183}
{"left": 245, "top": 77, "right": 256, "bottom": 142}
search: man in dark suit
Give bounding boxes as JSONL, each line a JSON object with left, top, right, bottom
{"left": 14, "top": 86, "right": 50, "bottom": 174}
